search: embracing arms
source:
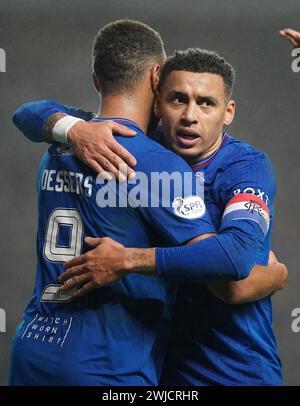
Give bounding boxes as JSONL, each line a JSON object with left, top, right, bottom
{"left": 13, "top": 100, "right": 288, "bottom": 304}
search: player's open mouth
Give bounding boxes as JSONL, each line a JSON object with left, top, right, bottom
{"left": 176, "top": 129, "right": 200, "bottom": 148}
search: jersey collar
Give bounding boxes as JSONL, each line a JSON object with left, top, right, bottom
{"left": 91, "top": 117, "right": 142, "bottom": 132}
{"left": 191, "top": 132, "right": 229, "bottom": 171}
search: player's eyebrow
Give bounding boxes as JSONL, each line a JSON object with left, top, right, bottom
{"left": 167, "top": 90, "right": 219, "bottom": 104}
{"left": 165, "top": 90, "right": 189, "bottom": 102}
{"left": 196, "top": 95, "right": 218, "bottom": 105}
{"left": 167, "top": 90, "right": 187, "bottom": 97}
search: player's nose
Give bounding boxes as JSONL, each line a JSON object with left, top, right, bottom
{"left": 181, "top": 103, "right": 198, "bottom": 125}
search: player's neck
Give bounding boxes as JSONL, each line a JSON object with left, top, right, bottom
{"left": 193, "top": 132, "right": 224, "bottom": 163}
{"left": 96, "top": 91, "right": 153, "bottom": 133}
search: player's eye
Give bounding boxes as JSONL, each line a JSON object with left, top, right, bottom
{"left": 172, "top": 94, "right": 187, "bottom": 105}
{"left": 169, "top": 92, "right": 187, "bottom": 105}
{"left": 199, "top": 98, "right": 215, "bottom": 107}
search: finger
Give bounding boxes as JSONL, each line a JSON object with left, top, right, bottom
{"left": 59, "top": 265, "right": 87, "bottom": 282}
{"left": 64, "top": 254, "right": 87, "bottom": 270}
{"left": 97, "top": 157, "right": 127, "bottom": 182}
{"left": 280, "top": 34, "right": 298, "bottom": 47}
{"left": 109, "top": 142, "right": 137, "bottom": 167}
{"left": 279, "top": 28, "right": 289, "bottom": 37}
{"left": 85, "top": 159, "right": 105, "bottom": 175}
{"left": 128, "top": 170, "right": 137, "bottom": 180}
{"left": 97, "top": 169, "right": 114, "bottom": 181}
{"left": 59, "top": 273, "right": 91, "bottom": 292}
{"left": 100, "top": 149, "right": 136, "bottom": 179}
{"left": 73, "top": 281, "right": 96, "bottom": 298}
{"left": 279, "top": 29, "right": 300, "bottom": 46}
{"left": 96, "top": 150, "right": 129, "bottom": 180}
{"left": 281, "top": 28, "right": 300, "bottom": 38}
{"left": 84, "top": 236, "right": 103, "bottom": 248}
{"left": 283, "top": 34, "right": 299, "bottom": 47}
{"left": 101, "top": 167, "right": 126, "bottom": 182}
{"left": 268, "top": 250, "right": 278, "bottom": 265}
{"left": 115, "top": 163, "right": 137, "bottom": 182}
{"left": 110, "top": 122, "right": 137, "bottom": 137}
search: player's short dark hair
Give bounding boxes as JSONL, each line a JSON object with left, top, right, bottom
{"left": 93, "top": 19, "right": 165, "bottom": 95}
{"left": 158, "top": 48, "right": 236, "bottom": 99}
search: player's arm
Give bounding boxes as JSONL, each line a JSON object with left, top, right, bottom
{"left": 59, "top": 217, "right": 268, "bottom": 297}
{"left": 279, "top": 28, "right": 300, "bottom": 47}
{"left": 206, "top": 252, "right": 288, "bottom": 304}
{"left": 12, "top": 100, "right": 95, "bottom": 142}
{"left": 60, "top": 239, "right": 287, "bottom": 301}
{"left": 59, "top": 224, "right": 259, "bottom": 298}
{"left": 205, "top": 155, "right": 285, "bottom": 305}
{"left": 12, "top": 100, "right": 137, "bottom": 179}
{"left": 145, "top": 152, "right": 277, "bottom": 284}
{"left": 59, "top": 151, "right": 278, "bottom": 297}
{"left": 59, "top": 233, "right": 218, "bottom": 297}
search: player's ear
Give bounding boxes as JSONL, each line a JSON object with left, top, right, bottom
{"left": 92, "top": 72, "right": 100, "bottom": 93}
{"left": 224, "top": 99, "right": 235, "bottom": 125}
{"left": 150, "top": 64, "right": 161, "bottom": 94}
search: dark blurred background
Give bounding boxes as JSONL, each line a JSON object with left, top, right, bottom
{"left": 0, "top": 0, "right": 299, "bottom": 386}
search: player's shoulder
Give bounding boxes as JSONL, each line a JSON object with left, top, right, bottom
{"left": 222, "top": 134, "right": 273, "bottom": 169}
{"left": 217, "top": 134, "right": 276, "bottom": 195}
{"left": 214, "top": 134, "right": 276, "bottom": 206}
{"left": 117, "top": 127, "right": 192, "bottom": 173}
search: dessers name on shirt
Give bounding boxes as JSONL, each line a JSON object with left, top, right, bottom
{"left": 41, "top": 169, "right": 93, "bottom": 197}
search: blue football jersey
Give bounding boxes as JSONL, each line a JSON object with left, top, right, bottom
{"left": 160, "top": 133, "right": 282, "bottom": 386}
{"left": 12, "top": 101, "right": 282, "bottom": 385}
{"left": 10, "top": 118, "right": 215, "bottom": 386}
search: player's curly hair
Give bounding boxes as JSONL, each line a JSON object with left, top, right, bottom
{"left": 93, "top": 19, "right": 165, "bottom": 95}
{"left": 158, "top": 48, "right": 236, "bottom": 99}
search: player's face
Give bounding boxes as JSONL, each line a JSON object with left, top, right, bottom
{"left": 155, "top": 71, "right": 235, "bottom": 163}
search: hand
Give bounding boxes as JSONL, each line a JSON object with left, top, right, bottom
{"left": 58, "top": 237, "right": 129, "bottom": 298}
{"left": 68, "top": 120, "right": 137, "bottom": 181}
{"left": 268, "top": 250, "right": 279, "bottom": 265}
{"left": 271, "top": 262, "right": 288, "bottom": 290}
{"left": 279, "top": 28, "right": 300, "bottom": 48}
{"left": 268, "top": 250, "right": 288, "bottom": 290}
{"left": 206, "top": 251, "right": 288, "bottom": 304}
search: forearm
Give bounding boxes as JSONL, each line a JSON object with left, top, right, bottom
{"left": 13, "top": 100, "right": 69, "bottom": 142}
{"left": 124, "top": 224, "right": 261, "bottom": 282}
{"left": 125, "top": 248, "right": 157, "bottom": 276}
{"left": 237, "top": 263, "right": 287, "bottom": 302}
{"left": 12, "top": 100, "right": 94, "bottom": 142}
{"left": 125, "top": 235, "right": 245, "bottom": 281}
{"left": 206, "top": 262, "right": 287, "bottom": 304}
{"left": 43, "top": 112, "right": 67, "bottom": 142}
{"left": 124, "top": 234, "right": 215, "bottom": 279}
